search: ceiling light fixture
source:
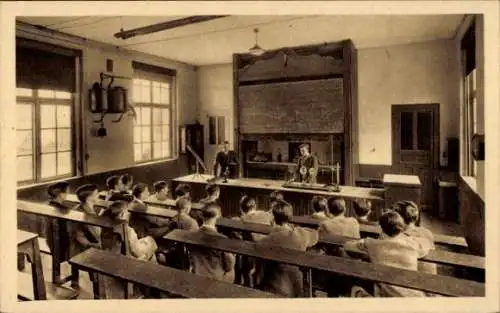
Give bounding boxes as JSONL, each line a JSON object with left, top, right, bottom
{"left": 248, "top": 28, "right": 265, "bottom": 56}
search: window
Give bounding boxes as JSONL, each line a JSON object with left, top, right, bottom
{"left": 133, "top": 78, "right": 172, "bottom": 163}
{"left": 16, "top": 88, "right": 73, "bottom": 184}
{"left": 399, "top": 110, "right": 432, "bottom": 151}
{"left": 461, "top": 20, "right": 477, "bottom": 177}
{"left": 208, "top": 115, "right": 225, "bottom": 145}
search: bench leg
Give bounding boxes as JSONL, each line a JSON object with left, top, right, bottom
{"left": 70, "top": 266, "right": 80, "bottom": 289}
{"left": 52, "top": 219, "right": 62, "bottom": 285}
{"left": 303, "top": 268, "right": 313, "bottom": 298}
{"left": 30, "top": 238, "right": 47, "bottom": 300}
{"left": 89, "top": 272, "right": 106, "bottom": 299}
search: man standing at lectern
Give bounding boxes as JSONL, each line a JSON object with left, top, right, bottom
{"left": 214, "top": 141, "right": 239, "bottom": 178}
{"left": 292, "top": 143, "right": 319, "bottom": 184}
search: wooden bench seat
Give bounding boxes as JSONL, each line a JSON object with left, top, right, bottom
{"left": 18, "top": 272, "right": 79, "bottom": 301}
{"left": 69, "top": 248, "right": 276, "bottom": 299}
{"left": 164, "top": 229, "right": 484, "bottom": 297}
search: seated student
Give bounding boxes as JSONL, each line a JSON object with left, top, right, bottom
{"left": 128, "top": 183, "right": 170, "bottom": 239}
{"left": 72, "top": 184, "right": 102, "bottom": 255}
{"left": 162, "top": 197, "right": 199, "bottom": 270}
{"left": 100, "top": 201, "right": 158, "bottom": 299}
{"left": 266, "top": 190, "right": 284, "bottom": 217}
{"left": 192, "top": 183, "right": 220, "bottom": 226}
{"left": 121, "top": 174, "right": 134, "bottom": 194}
{"left": 189, "top": 204, "right": 236, "bottom": 283}
{"left": 45, "top": 181, "right": 73, "bottom": 260}
{"left": 392, "top": 201, "right": 436, "bottom": 276}
{"left": 106, "top": 175, "right": 133, "bottom": 202}
{"left": 232, "top": 195, "right": 274, "bottom": 287}
{"left": 310, "top": 196, "right": 330, "bottom": 221}
{"left": 319, "top": 197, "right": 360, "bottom": 239}
{"left": 353, "top": 199, "right": 378, "bottom": 226}
{"left": 147, "top": 181, "right": 171, "bottom": 203}
{"left": 254, "top": 200, "right": 319, "bottom": 298}
{"left": 344, "top": 210, "right": 432, "bottom": 297}
{"left": 174, "top": 183, "right": 191, "bottom": 200}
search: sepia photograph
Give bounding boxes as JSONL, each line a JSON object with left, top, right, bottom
{"left": 1, "top": 1, "right": 499, "bottom": 313}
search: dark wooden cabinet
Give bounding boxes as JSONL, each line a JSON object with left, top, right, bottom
{"left": 185, "top": 122, "right": 204, "bottom": 173}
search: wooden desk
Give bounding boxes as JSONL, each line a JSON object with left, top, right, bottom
{"left": 70, "top": 248, "right": 276, "bottom": 299}
{"left": 18, "top": 230, "right": 46, "bottom": 300}
{"left": 173, "top": 174, "right": 384, "bottom": 217}
{"left": 165, "top": 229, "right": 484, "bottom": 297}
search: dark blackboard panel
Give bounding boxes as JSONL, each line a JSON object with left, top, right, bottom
{"left": 239, "top": 78, "right": 344, "bottom": 134}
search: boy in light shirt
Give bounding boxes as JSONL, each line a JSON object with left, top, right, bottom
{"left": 147, "top": 181, "right": 171, "bottom": 203}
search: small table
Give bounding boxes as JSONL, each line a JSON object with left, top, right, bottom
{"left": 18, "top": 230, "right": 47, "bottom": 300}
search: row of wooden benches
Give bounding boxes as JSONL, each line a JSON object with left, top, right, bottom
{"left": 17, "top": 199, "right": 484, "bottom": 299}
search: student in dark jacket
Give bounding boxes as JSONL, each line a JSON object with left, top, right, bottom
{"left": 189, "top": 204, "right": 236, "bottom": 282}
{"left": 120, "top": 174, "right": 134, "bottom": 194}
{"left": 174, "top": 183, "right": 191, "bottom": 200}
{"left": 254, "top": 200, "right": 319, "bottom": 297}
{"left": 128, "top": 183, "right": 170, "bottom": 239}
{"left": 72, "top": 184, "right": 102, "bottom": 255}
{"left": 45, "top": 181, "right": 74, "bottom": 262}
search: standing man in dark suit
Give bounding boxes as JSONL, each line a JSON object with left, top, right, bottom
{"left": 214, "top": 140, "right": 239, "bottom": 178}
{"left": 292, "top": 143, "right": 319, "bottom": 184}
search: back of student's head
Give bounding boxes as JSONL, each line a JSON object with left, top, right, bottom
{"left": 270, "top": 191, "right": 284, "bottom": 202}
{"left": 106, "top": 175, "right": 120, "bottom": 190}
{"left": 176, "top": 197, "right": 191, "bottom": 213}
{"left": 311, "top": 196, "right": 327, "bottom": 213}
{"left": 153, "top": 181, "right": 169, "bottom": 194}
{"left": 328, "top": 197, "right": 346, "bottom": 216}
{"left": 102, "top": 200, "right": 128, "bottom": 221}
{"left": 240, "top": 195, "right": 256, "bottom": 214}
{"left": 353, "top": 199, "right": 372, "bottom": 218}
{"left": 48, "top": 181, "right": 70, "bottom": 199}
{"left": 175, "top": 184, "right": 191, "bottom": 199}
{"left": 132, "top": 183, "right": 148, "bottom": 199}
{"left": 379, "top": 211, "right": 406, "bottom": 237}
{"left": 392, "top": 200, "right": 419, "bottom": 225}
{"left": 206, "top": 183, "right": 220, "bottom": 197}
{"left": 121, "top": 174, "right": 133, "bottom": 187}
{"left": 202, "top": 203, "right": 221, "bottom": 221}
{"left": 76, "top": 184, "right": 98, "bottom": 203}
{"left": 271, "top": 200, "right": 293, "bottom": 225}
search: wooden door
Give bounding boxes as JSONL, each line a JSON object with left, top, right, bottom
{"left": 392, "top": 104, "right": 439, "bottom": 211}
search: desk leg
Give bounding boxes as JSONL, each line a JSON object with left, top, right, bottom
{"left": 303, "top": 268, "right": 313, "bottom": 298}
{"left": 30, "top": 238, "right": 47, "bottom": 300}
{"left": 52, "top": 219, "right": 62, "bottom": 285}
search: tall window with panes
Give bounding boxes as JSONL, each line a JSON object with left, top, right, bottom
{"left": 132, "top": 63, "right": 174, "bottom": 163}
{"left": 16, "top": 40, "right": 78, "bottom": 184}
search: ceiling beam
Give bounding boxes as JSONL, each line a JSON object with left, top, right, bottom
{"left": 114, "top": 15, "right": 229, "bottom": 40}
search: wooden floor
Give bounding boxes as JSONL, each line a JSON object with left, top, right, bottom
{"left": 420, "top": 212, "right": 463, "bottom": 237}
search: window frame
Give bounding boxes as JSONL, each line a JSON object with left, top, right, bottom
{"left": 16, "top": 88, "right": 76, "bottom": 185}
{"left": 132, "top": 77, "right": 174, "bottom": 164}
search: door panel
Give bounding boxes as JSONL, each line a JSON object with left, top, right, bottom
{"left": 392, "top": 104, "right": 439, "bottom": 211}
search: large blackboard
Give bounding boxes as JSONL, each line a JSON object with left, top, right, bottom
{"left": 238, "top": 78, "right": 344, "bottom": 134}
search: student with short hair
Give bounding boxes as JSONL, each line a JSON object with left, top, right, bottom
{"left": 161, "top": 197, "right": 199, "bottom": 270}
{"left": 147, "top": 181, "right": 171, "bottom": 203}
{"left": 199, "top": 183, "right": 220, "bottom": 205}
{"left": 344, "top": 211, "right": 431, "bottom": 297}
{"left": 174, "top": 183, "right": 191, "bottom": 200}
{"left": 254, "top": 200, "right": 319, "bottom": 297}
{"left": 189, "top": 204, "right": 236, "bottom": 282}
{"left": 72, "top": 184, "right": 102, "bottom": 254}
{"left": 232, "top": 195, "right": 274, "bottom": 287}
{"left": 310, "top": 196, "right": 330, "bottom": 221}
{"left": 392, "top": 200, "right": 436, "bottom": 276}
{"left": 106, "top": 175, "right": 133, "bottom": 202}
{"left": 128, "top": 183, "right": 170, "bottom": 239}
{"left": 46, "top": 182, "right": 73, "bottom": 260}
{"left": 100, "top": 201, "right": 158, "bottom": 299}
{"left": 267, "top": 190, "right": 284, "bottom": 215}
{"left": 353, "top": 199, "right": 378, "bottom": 226}
{"left": 319, "top": 197, "right": 360, "bottom": 239}
{"left": 121, "top": 174, "right": 134, "bottom": 194}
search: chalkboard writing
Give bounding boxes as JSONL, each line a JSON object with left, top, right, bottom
{"left": 239, "top": 78, "right": 344, "bottom": 134}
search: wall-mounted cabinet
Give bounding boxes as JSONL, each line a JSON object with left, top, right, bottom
{"left": 233, "top": 40, "right": 358, "bottom": 185}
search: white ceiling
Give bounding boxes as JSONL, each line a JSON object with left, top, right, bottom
{"left": 17, "top": 15, "right": 464, "bottom": 66}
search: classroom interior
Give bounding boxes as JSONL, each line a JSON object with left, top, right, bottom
{"left": 14, "top": 14, "right": 487, "bottom": 300}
